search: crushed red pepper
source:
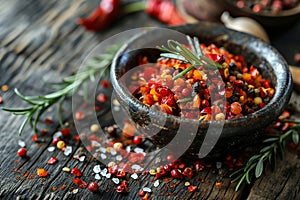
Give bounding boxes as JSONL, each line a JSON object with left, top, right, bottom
{"left": 130, "top": 43, "right": 275, "bottom": 120}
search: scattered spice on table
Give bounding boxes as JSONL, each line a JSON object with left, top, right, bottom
{"left": 17, "top": 147, "right": 27, "bottom": 158}
{"left": 37, "top": 168, "right": 48, "bottom": 177}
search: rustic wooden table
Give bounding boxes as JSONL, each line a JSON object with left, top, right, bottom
{"left": 0, "top": 0, "right": 299, "bottom": 199}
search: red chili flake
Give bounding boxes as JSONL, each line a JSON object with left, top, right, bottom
{"left": 86, "top": 146, "right": 94, "bottom": 152}
{"left": 183, "top": 167, "right": 194, "bottom": 179}
{"left": 215, "top": 181, "right": 222, "bottom": 188}
{"left": 97, "top": 93, "right": 107, "bottom": 103}
{"left": 32, "top": 134, "right": 38, "bottom": 142}
{"left": 0, "top": 96, "right": 3, "bottom": 104}
{"left": 138, "top": 190, "right": 145, "bottom": 197}
{"left": 188, "top": 185, "right": 197, "bottom": 192}
{"left": 128, "top": 152, "right": 145, "bottom": 163}
{"left": 94, "top": 106, "right": 102, "bottom": 112}
{"left": 17, "top": 148, "right": 27, "bottom": 158}
{"left": 120, "top": 180, "right": 128, "bottom": 187}
{"left": 41, "top": 128, "right": 47, "bottom": 135}
{"left": 74, "top": 135, "right": 81, "bottom": 143}
{"left": 37, "top": 168, "right": 48, "bottom": 177}
{"left": 142, "top": 193, "right": 149, "bottom": 200}
{"left": 44, "top": 118, "right": 53, "bottom": 124}
{"left": 75, "top": 111, "right": 85, "bottom": 120}
{"left": 60, "top": 184, "right": 67, "bottom": 190}
{"left": 61, "top": 128, "right": 71, "bottom": 137}
{"left": 52, "top": 137, "right": 60, "bottom": 145}
{"left": 71, "top": 168, "right": 82, "bottom": 177}
{"left": 170, "top": 169, "right": 183, "bottom": 179}
{"left": 194, "top": 161, "right": 205, "bottom": 171}
{"left": 101, "top": 80, "right": 111, "bottom": 88}
{"left": 116, "top": 171, "right": 126, "bottom": 178}
{"left": 89, "top": 134, "right": 99, "bottom": 141}
{"left": 133, "top": 136, "right": 143, "bottom": 145}
{"left": 116, "top": 185, "right": 128, "bottom": 193}
{"left": 52, "top": 187, "right": 57, "bottom": 191}
{"left": 166, "top": 154, "right": 174, "bottom": 163}
{"left": 88, "top": 182, "right": 99, "bottom": 193}
{"left": 108, "top": 165, "right": 118, "bottom": 175}
{"left": 47, "top": 157, "right": 58, "bottom": 165}
{"left": 73, "top": 178, "right": 88, "bottom": 188}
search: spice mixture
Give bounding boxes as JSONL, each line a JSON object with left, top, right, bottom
{"left": 130, "top": 43, "right": 275, "bottom": 120}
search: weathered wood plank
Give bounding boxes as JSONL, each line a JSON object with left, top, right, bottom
{"left": 0, "top": 0, "right": 299, "bottom": 199}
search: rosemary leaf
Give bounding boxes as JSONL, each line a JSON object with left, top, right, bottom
{"left": 177, "top": 98, "right": 192, "bottom": 103}
{"left": 292, "top": 130, "right": 299, "bottom": 144}
{"left": 173, "top": 65, "right": 195, "bottom": 80}
{"left": 255, "top": 157, "right": 264, "bottom": 178}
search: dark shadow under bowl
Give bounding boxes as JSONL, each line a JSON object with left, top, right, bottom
{"left": 110, "top": 22, "right": 293, "bottom": 157}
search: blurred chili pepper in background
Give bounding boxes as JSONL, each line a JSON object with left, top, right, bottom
{"left": 77, "top": 0, "right": 121, "bottom": 31}
{"left": 78, "top": 0, "right": 187, "bottom": 32}
{"left": 146, "top": 0, "right": 187, "bottom": 25}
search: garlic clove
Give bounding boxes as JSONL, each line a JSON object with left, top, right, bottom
{"left": 221, "top": 12, "right": 270, "bottom": 43}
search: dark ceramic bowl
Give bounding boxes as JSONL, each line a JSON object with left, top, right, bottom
{"left": 216, "top": 0, "right": 300, "bottom": 28}
{"left": 110, "top": 22, "right": 293, "bottom": 157}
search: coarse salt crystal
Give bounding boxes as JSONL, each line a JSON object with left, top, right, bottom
{"left": 134, "top": 147, "right": 144, "bottom": 153}
{"left": 126, "top": 146, "right": 131, "bottom": 152}
{"left": 131, "top": 164, "right": 141, "bottom": 171}
{"left": 95, "top": 174, "right": 101, "bottom": 180}
{"left": 18, "top": 140, "right": 26, "bottom": 147}
{"left": 100, "top": 153, "right": 107, "bottom": 160}
{"left": 106, "top": 173, "right": 111, "bottom": 179}
{"left": 116, "top": 155, "right": 122, "bottom": 161}
{"left": 62, "top": 167, "right": 70, "bottom": 172}
{"left": 113, "top": 106, "right": 120, "bottom": 112}
{"left": 53, "top": 131, "right": 62, "bottom": 138}
{"left": 154, "top": 180, "right": 159, "bottom": 188}
{"left": 79, "top": 156, "right": 85, "bottom": 162}
{"left": 143, "top": 187, "right": 152, "bottom": 193}
{"left": 99, "top": 147, "right": 106, "bottom": 153}
{"left": 100, "top": 168, "right": 107, "bottom": 176}
{"left": 47, "top": 146, "right": 55, "bottom": 152}
{"left": 72, "top": 189, "right": 78, "bottom": 194}
{"left": 91, "top": 140, "right": 101, "bottom": 147}
{"left": 112, "top": 178, "right": 120, "bottom": 184}
{"left": 64, "top": 146, "right": 72, "bottom": 156}
{"left": 131, "top": 173, "right": 138, "bottom": 180}
{"left": 110, "top": 148, "right": 117, "bottom": 156}
{"left": 93, "top": 165, "right": 101, "bottom": 173}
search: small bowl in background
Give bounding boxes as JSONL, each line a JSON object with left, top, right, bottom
{"left": 216, "top": 0, "right": 300, "bottom": 28}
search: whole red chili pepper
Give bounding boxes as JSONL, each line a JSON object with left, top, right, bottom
{"left": 78, "top": 0, "right": 120, "bottom": 31}
{"left": 146, "top": 0, "right": 187, "bottom": 25}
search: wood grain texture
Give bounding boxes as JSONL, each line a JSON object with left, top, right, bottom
{"left": 0, "top": 0, "right": 299, "bottom": 199}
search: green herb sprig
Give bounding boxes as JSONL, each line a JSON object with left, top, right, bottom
{"left": 230, "top": 121, "right": 300, "bottom": 191}
{"left": 159, "top": 36, "right": 225, "bottom": 80}
{"left": 2, "top": 44, "right": 120, "bottom": 135}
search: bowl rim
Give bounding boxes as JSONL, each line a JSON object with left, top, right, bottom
{"left": 110, "top": 22, "right": 293, "bottom": 128}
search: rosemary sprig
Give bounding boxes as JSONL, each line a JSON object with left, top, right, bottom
{"left": 230, "top": 121, "right": 300, "bottom": 191}
{"left": 159, "top": 36, "right": 225, "bottom": 80}
{"left": 2, "top": 44, "right": 120, "bottom": 135}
